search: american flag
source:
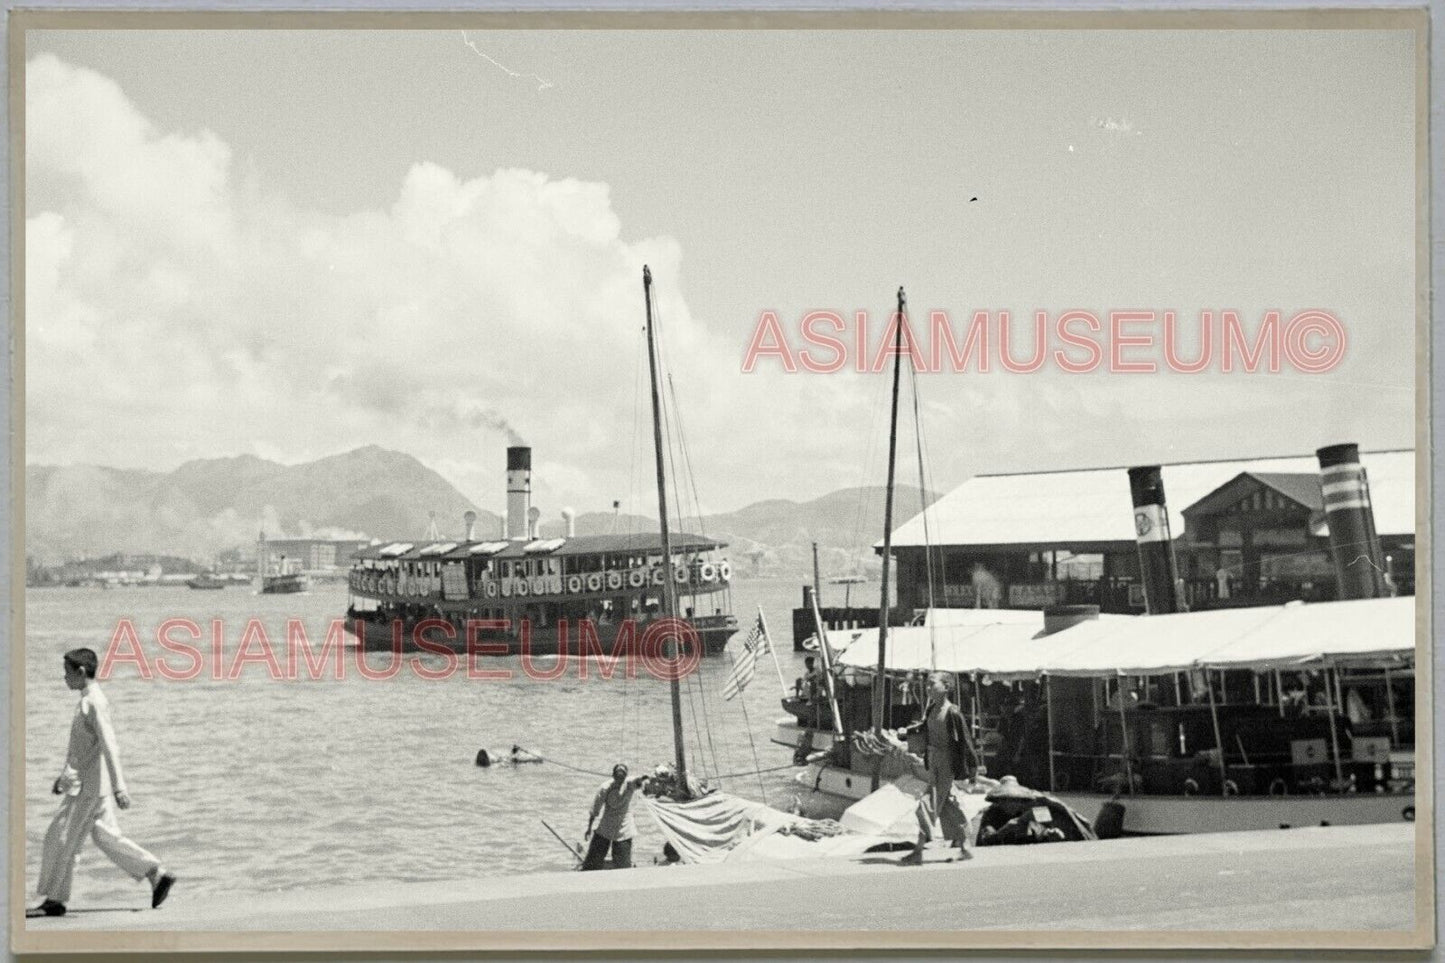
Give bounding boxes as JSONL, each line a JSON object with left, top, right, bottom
{"left": 721, "top": 613, "right": 770, "bottom": 701}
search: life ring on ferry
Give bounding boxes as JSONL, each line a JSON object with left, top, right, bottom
{"left": 673, "top": 565, "right": 690, "bottom": 585}
{"left": 530, "top": 576, "right": 546, "bottom": 595}
{"left": 515, "top": 579, "right": 529, "bottom": 597}
{"left": 698, "top": 562, "right": 717, "bottom": 582}
{"left": 627, "top": 569, "right": 646, "bottom": 589}
{"left": 651, "top": 567, "right": 667, "bottom": 586}
{"left": 1182, "top": 778, "right": 1200, "bottom": 796}
{"left": 1223, "top": 779, "right": 1240, "bottom": 797}
{"left": 484, "top": 581, "right": 498, "bottom": 599}
{"left": 586, "top": 573, "right": 603, "bottom": 592}
{"left": 606, "top": 571, "right": 623, "bottom": 591}
{"left": 1268, "top": 778, "right": 1289, "bottom": 797}
{"left": 566, "top": 575, "right": 583, "bottom": 594}
{"left": 718, "top": 561, "right": 732, "bottom": 582}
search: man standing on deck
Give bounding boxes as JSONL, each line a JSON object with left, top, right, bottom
{"left": 582, "top": 763, "right": 646, "bottom": 870}
{"left": 29, "top": 648, "right": 176, "bottom": 917}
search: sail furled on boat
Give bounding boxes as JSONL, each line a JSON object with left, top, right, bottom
{"left": 643, "top": 793, "right": 896, "bottom": 864}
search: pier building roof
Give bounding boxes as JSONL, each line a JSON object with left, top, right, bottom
{"left": 884, "top": 449, "right": 1413, "bottom": 552}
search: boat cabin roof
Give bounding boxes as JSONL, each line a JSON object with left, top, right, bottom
{"left": 353, "top": 532, "right": 725, "bottom": 563}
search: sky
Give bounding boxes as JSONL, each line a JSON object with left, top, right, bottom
{"left": 23, "top": 27, "right": 1417, "bottom": 519}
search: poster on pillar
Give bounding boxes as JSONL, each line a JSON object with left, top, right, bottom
{"left": 8, "top": 5, "right": 1433, "bottom": 957}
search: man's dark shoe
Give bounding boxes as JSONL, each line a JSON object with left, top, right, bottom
{"left": 26, "top": 900, "right": 66, "bottom": 918}
{"left": 151, "top": 874, "right": 176, "bottom": 909}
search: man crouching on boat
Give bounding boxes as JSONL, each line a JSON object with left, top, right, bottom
{"left": 582, "top": 763, "right": 646, "bottom": 870}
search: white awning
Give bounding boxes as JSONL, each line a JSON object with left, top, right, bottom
{"left": 831, "top": 596, "right": 1415, "bottom": 679}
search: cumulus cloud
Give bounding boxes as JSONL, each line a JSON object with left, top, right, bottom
{"left": 25, "top": 54, "right": 782, "bottom": 514}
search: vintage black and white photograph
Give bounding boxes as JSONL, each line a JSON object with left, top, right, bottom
{"left": 11, "top": 10, "right": 1430, "bottom": 953}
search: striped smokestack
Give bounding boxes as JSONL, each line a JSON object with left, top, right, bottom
{"left": 506, "top": 446, "right": 532, "bottom": 540}
{"left": 1127, "top": 465, "right": 1184, "bottom": 614}
{"left": 1316, "top": 443, "right": 1386, "bottom": 599}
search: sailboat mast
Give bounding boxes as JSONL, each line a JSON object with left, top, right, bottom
{"left": 872, "top": 286, "right": 906, "bottom": 787}
{"left": 642, "top": 265, "right": 689, "bottom": 787}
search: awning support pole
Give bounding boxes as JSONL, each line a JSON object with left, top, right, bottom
{"left": 1326, "top": 666, "right": 1346, "bottom": 789}
{"left": 1045, "top": 674, "right": 1057, "bottom": 793}
{"left": 1116, "top": 678, "right": 1134, "bottom": 795}
{"left": 1383, "top": 666, "right": 1400, "bottom": 746}
{"left": 1205, "top": 669, "right": 1229, "bottom": 796}
{"left": 1274, "top": 669, "right": 1284, "bottom": 717}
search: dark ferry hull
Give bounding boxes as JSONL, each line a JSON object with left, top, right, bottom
{"left": 346, "top": 614, "right": 737, "bottom": 658}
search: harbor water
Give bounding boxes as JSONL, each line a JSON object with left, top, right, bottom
{"left": 23, "top": 578, "right": 829, "bottom": 906}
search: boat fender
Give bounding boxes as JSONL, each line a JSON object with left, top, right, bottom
{"left": 698, "top": 563, "right": 717, "bottom": 582}
{"left": 1268, "top": 778, "right": 1289, "bottom": 796}
{"left": 627, "top": 569, "right": 646, "bottom": 589}
{"left": 718, "top": 561, "right": 732, "bottom": 582}
{"left": 606, "top": 571, "right": 623, "bottom": 591}
{"left": 476, "top": 749, "right": 491, "bottom": 768}
{"left": 1182, "top": 778, "right": 1200, "bottom": 796}
{"left": 586, "top": 573, "right": 603, "bottom": 592}
{"left": 1223, "top": 779, "right": 1239, "bottom": 797}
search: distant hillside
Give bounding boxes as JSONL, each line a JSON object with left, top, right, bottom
{"left": 25, "top": 446, "right": 936, "bottom": 579}
{"left": 25, "top": 446, "right": 498, "bottom": 563}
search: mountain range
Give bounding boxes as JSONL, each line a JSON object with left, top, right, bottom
{"left": 25, "top": 446, "right": 936, "bottom": 579}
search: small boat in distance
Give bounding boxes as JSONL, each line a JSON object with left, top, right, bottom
{"left": 257, "top": 531, "right": 310, "bottom": 594}
{"left": 186, "top": 573, "right": 228, "bottom": 590}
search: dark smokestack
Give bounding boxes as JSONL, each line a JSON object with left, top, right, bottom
{"left": 1316, "top": 443, "right": 1386, "bottom": 599}
{"left": 506, "top": 446, "right": 531, "bottom": 540}
{"left": 1127, "top": 465, "right": 1184, "bottom": 614}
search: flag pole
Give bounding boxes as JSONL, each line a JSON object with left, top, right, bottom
{"left": 756, "top": 605, "right": 790, "bottom": 697}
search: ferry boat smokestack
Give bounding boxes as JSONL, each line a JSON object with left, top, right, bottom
{"left": 1316, "top": 443, "right": 1387, "bottom": 599}
{"left": 506, "top": 446, "right": 532, "bottom": 540}
{"left": 1127, "top": 465, "right": 1184, "bottom": 614}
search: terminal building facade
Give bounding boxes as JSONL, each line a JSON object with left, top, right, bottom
{"left": 885, "top": 448, "right": 1413, "bottom": 615}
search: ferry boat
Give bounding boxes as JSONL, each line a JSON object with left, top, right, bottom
{"left": 186, "top": 573, "right": 228, "bottom": 590}
{"left": 344, "top": 446, "right": 739, "bottom": 657}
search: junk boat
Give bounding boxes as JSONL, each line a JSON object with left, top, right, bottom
{"left": 344, "top": 444, "right": 738, "bottom": 656}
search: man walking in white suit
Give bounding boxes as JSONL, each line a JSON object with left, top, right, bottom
{"left": 29, "top": 648, "right": 176, "bottom": 918}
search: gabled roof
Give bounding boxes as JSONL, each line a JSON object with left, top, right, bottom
{"left": 885, "top": 449, "right": 1412, "bottom": 550}
{"left": 1182, "top": 471, "right": 1324, "bottom": 518}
